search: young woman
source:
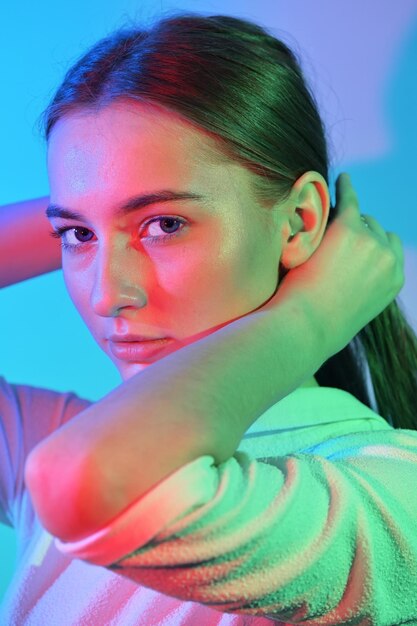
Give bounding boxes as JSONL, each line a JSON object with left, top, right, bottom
{"left": 1, "top": 12, "right": 417, "bottom": 625}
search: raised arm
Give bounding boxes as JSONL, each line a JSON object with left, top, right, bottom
{"left": 0, "top": 196, "right": 61, "bottom": 288}
{"left": 24, "top": 174, "right": 405, "bottom": 542}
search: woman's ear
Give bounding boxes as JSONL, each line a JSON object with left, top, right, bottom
{"left": 280, "top": 171, "right": 330, "bottom": 270}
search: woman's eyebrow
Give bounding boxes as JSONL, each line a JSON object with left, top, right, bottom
{"left": 45, "top": 190, "right": 209, "bottom": 220}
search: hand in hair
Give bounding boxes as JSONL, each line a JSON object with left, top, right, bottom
{"left": 259, "top": 172, "right": 405, "bottom": 358}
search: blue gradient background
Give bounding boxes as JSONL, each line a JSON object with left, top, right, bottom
{"left": 1, "top": 0, "right": 417, "bottom": 603}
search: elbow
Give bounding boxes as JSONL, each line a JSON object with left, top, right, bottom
{"left": 24, "top": 443, "right": 100, "bottom": 542}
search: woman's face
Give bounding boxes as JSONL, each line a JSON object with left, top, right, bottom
{"left": 47, "top": 101, "right": 297, "bottom": 382}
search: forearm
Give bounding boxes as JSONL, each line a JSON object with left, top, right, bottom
{"left": 0, "top": 195, "right": 61, "bottom": 288}
{"left": 27, "top": 295, "right": 328, "bottom": 541}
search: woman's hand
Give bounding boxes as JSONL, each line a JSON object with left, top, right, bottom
{"left": 261, "top": 172, "right": 405, "bottom": 357}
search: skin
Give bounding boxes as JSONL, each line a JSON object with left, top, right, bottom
{"left": 47, "top": 100, "right": 329, "bottom": 385}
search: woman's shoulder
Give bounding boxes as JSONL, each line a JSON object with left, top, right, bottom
{"left": 0, "top": 374, "right": 93, "bottom": 447}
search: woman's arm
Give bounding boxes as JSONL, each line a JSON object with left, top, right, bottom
{"left": 24, "top": 174, "right": 405, "bottom": 543}
{"left": 52, "top": 415, "right": 417, "bottom": 625}
{"left": 25, "top": 296, "right": 326, "bottom": 541}
{"left": 0, "top": 196, "right": 61, "bottom": 288}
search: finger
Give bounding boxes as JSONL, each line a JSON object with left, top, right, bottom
{"left": 360, "top": 213, "right": 389, "bottom": 241}
{"left": 335, "top": 173, "right": 359, "bottom": 213}
{"left": 387, "top": 231, "right": 405, "bottom": 267}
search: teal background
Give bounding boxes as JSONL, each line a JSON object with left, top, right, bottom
{"left": 1, "top": 0, "right": 417, "bottom": 604}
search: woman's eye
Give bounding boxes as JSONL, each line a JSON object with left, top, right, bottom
{"left": 145, "top": 217, "right": 185, "bottom": 242}
{"left": 48, "top": 216, "right": 187, "bottom": 252}
{"left": 49, "top": 226, "right": 94, "bottom": 252}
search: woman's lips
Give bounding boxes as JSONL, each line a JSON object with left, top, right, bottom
{"left": 108, "top": 338, "right": 174, "bottom": 361}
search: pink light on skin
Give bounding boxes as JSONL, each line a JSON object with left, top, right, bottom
{"left": 46, "top": 100, "right": 324, "bottom": 386}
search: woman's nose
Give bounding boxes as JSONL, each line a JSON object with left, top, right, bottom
{"left": 89, "top": 243, "right": 147, "bottom": 316}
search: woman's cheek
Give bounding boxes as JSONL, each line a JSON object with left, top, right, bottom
{"left": 63, "top": 269, "right": 91, "bottom": 315}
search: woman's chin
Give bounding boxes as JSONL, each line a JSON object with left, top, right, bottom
{"left": 118, "top": 361, "right": 148, "bottom": 381}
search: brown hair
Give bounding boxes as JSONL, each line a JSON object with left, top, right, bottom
{"left": 38, "top": 11, "right": 417, "bottom": 429}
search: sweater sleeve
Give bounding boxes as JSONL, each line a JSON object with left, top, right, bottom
{"left": 54, "top": 428, "right": 417, "bottom": 625}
